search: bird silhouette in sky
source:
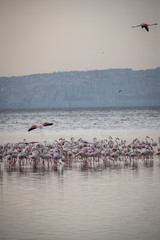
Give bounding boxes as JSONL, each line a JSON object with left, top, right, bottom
{"left": 132, "top": 23, "right": 158, "bottom": 32}
{"left": 118, "top": 89, "right": 123, "bottom": 93}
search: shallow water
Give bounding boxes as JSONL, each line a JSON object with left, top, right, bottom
{"left": 1, "top": 160, "right": 160, "bottom": 240}
{"left": 0, "top": 107, "right": 160, "bottom": 240}
{"left": 0, "top": 107, "right": 160, "bottom": 143}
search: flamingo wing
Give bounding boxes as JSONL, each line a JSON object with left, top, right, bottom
{"left": 132, "top": 25, "right": 141, "bottom": 28}
{"left": 142, "top": 24, "right": 149, "bottom": 31}
{"left": 28, "top": 125, "right": 38, "bottom": 131}
{"left": 148, "top": 23, "right": 158, "bottom": 26}
{"left": 42, "top": 122, "right": 53, "bottom": 127}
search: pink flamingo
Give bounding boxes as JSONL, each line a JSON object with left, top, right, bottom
{"left": 132, "top": 23, "right": 158, "bottom": 32}
{"left": 28, "top": 122, "right": 53, "bottom": 131}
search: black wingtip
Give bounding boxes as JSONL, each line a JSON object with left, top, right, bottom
{"left": 43, "top": 122, "right": 53, "bottom": 127}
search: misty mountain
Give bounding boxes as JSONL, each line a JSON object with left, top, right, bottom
{"left": 0, "top": 68, "right": 160, "bottom": 109}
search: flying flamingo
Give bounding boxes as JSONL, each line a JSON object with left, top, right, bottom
{"left": 28, "top": 122, "right": 53, "bottom": 132}
{"left": 132, "top": 23, "right": 158, "bottom": 32}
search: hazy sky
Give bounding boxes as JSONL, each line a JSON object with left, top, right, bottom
{"left": 0, "top": 0, "right": 159, "bottom": 77}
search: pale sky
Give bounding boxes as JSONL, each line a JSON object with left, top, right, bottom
{"left": 0, "top": 0, "right": 159, "bottom": 77}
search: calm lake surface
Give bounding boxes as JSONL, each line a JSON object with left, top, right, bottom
{"left": 0, "top": 107, "right": 160, "bottom": 240}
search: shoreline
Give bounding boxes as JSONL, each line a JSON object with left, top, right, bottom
{"left": 0, "top": 128, "right": 159, "bottom": 144}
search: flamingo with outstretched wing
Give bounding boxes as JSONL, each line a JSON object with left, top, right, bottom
{"left": 28, "top": 122, "right": 53, "bottom": 132}
{"left": 132, "top": 23, "right": 158, "bottom": 32}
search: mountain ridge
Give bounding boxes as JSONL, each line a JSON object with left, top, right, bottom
{"left": 0, "top": 68, "right": 160, "bottom": 109}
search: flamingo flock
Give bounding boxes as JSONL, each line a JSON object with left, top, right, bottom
{"left": 0, "top": 136, "right": 160, "bottom": 171}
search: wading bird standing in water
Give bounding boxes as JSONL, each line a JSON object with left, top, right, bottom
{"left": 28, "top": 122, "right": 53, "bottom": 136}
{"left": 132, "top": 23, "right": 158, "bottom": 32}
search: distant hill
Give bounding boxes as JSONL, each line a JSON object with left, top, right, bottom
{"left": 0, "top": 68, "right": 160, "bottom": 109}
